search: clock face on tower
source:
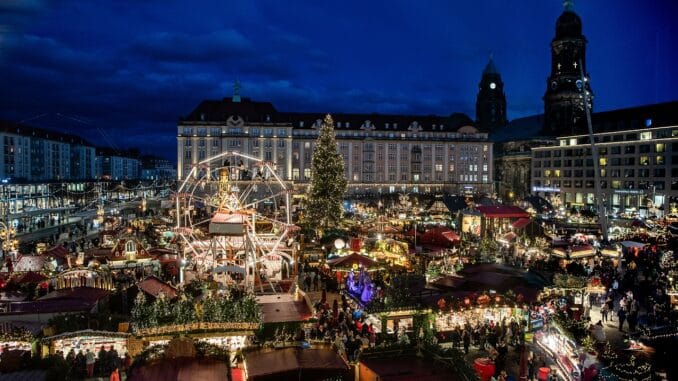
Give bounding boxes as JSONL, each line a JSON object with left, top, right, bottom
{"left": 551, "top": 81, "right": 557, "bottom": 91}
{"left": 489, "top": 82, "right": 496, "bottom": 89}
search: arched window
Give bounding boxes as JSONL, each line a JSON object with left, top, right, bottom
{"left": 125, "top": 240, "right": 136, "bottom": 254}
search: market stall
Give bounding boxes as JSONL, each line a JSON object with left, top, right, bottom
{"left": 42, "top": 330, "right": 130, "bottom": 358}
{"left": 535, "top": 325, "right": 582, "bottom": 381}
{"left": 369, "top": 238, "right": 411, "bottom": 269}
{"left": 434, "top": 293, "right": 528, "bottom": 332}
{"left": 0, "top": 328, "right": 34, "bottom": 353}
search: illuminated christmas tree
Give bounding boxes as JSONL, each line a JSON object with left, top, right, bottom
{"left": 305, "top": 114, "right": 347, "bottom": 229}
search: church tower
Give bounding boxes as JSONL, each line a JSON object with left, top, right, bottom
{"left": 543, "top": 0, "right": 593, "bottom": 136}
{"left": 476, "top": 57, "right": 507, "bottom": 132}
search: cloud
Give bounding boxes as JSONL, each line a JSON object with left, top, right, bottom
{"left": 128, "top": 30, "right": 253, "bottom": 62}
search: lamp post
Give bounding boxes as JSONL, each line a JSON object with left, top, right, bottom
{"left": 0, "top": 222, "right": 16, "bottom": 261}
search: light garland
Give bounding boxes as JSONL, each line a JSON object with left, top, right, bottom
{"left": 610, "top": 355, "right": 652, "bottom": 381}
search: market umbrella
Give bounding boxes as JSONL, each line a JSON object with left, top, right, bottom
{"left": 327, "top": 253, "right": 380, "bottom": 271}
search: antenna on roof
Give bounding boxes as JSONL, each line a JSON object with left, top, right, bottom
{"left": 232, "top": 79, "right": 241, "bottom": 103}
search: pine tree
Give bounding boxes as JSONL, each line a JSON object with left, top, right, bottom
{"left": 131, "top": 292, "right": 148, "bottom": 330}
{"left": 305, "top": 114, "right": 347, "bottom": 229}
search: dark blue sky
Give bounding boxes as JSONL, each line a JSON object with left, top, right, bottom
{"left": 1, "top": 0, "right": 676, "bottom": 161}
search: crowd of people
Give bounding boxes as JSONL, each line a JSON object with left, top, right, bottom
{"left": 60, "top": 346, "right": 131, "bottom": 379}
{"left": 309, "top": 294, "right": 377, "bottom": 362}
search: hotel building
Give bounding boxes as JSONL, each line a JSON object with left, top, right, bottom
{"left": 531, "top": 123, "right": 678, "bottom": 216}
{"left": 177, "top": 96, "right": 494, "bottom": 195}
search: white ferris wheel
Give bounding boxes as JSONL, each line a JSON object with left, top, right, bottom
{"left": 175, "top": 151, "right": 296, "bottom": 292}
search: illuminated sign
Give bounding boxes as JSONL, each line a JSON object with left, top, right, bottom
{"left": 532, "top": 186, "right": 561, "bottom": 193}
{"left": 614, "top": 189, "right": 645, "bottom": 195}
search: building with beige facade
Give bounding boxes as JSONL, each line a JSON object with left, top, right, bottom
{"left": 177, "top": 96, "right": 494, "bottom": 195}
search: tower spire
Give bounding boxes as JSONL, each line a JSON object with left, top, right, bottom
{"left": 563, "top": 0, "right": 574, "bottom": 12}
{"left": 232, "top": 79, "right": 241, "bottom": 103}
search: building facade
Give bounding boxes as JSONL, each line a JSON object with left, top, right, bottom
{"left": 177, "top": 97, "right": 494, "bottom": 195}
{"left": 141, "top": 156, "right": 177, "bottom": 181}
{"left": 0, "top": 121, "right": 96, "bottom": 181}
{"left": 531, "top": 124, "right": 678, "bottom": 216}
{"left": 543, "top": 0, "right": 593, "bottom": 136}
{"left": 96, "top": 149, "right": 141, "bottom": 181}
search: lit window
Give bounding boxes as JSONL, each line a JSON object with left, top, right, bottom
{"left": 599, "top": 158, "right": 607, "bottom": 166}
{"left": 656, "top": 143, "right": 665, "bottom": 153}
{"left": 640, "top": 132, "right": 652, "bottom": 140}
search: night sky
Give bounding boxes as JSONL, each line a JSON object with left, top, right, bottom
{"left": 1, "top": 0, "right": 676, "bottom": 161}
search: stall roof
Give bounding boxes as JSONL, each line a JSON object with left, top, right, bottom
{"left": 327, "top": 253, "right": 379, "bottom": 270}
{"left": 360, "top": 355, "right": 462, "bottom": 381}
{"left": 512, "top": 218, "right": 531, "bottom": 229}
{"left": 256, "top": 294, "right": 312, "bottom": 323}
{"left": 245, "top": 348, "right": 348, "bottom": 379}
{"left": 619, "top": 241, "right": 646, "bottom": 248}
{"left": 43, "top": 245, "right": 69, "bottom": 258}
{"left": 43, "top": 329, "right": 130, "bottom": 342}
{"left": 135, "top": 276, "right": 178, "bottom": 299}
{"left": 5, "top": 288, "right": 110, "bottom": 315}
{"left": 476, "top": 205, "right": 530, "bottom": 219}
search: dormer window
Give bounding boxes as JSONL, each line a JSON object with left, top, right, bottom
{"left": 346, "top": 122, "right": 350, "bottom": 128}
{"left": 337, "top": 122, "right": 341, "bottom": 128}
{"left": 385, "top": 123, "right": 389, "bottom": 129}
{"left": 299, "top": 121, "right": 304, "bottom": 127}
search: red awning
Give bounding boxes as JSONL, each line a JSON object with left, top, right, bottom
{"left": 512, "top": 218, "right": 531, "bottom": 229}
{"left": 476, "top": 205, "right": 530, "bottom": 219}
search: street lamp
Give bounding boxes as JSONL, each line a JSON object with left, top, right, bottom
{"left": 0, "top": 222, "right": 17, "bottom": 260}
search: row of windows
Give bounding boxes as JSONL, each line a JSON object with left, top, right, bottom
{"left": 535, "top": 179, "right": 674, "bottom": 190}
{"left": 536, "top": 167, "right": 670, "bottom": 178}
{"left": 536, "top": 143, "right": 672, "bottom": 158}
{"left": 558, "top": 129, "right": 678, "bottom": 146}
{"left": 534, "top": 154, "right": 678, "bottom": 168}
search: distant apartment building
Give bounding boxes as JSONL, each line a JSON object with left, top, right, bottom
{"left": 0, "top": 120, "right": 96, "bottom": 181}
{"left": 177, "top": 96, "right": 494, "bottom": 195}
{"left": 141, "top": 155, "right": 176, "bottom": 180}
{"left": 96, "top": 148, "right": 141, "bottom": 180}
{"left": 531, "top": 122, "right": 678, "bottom": 216}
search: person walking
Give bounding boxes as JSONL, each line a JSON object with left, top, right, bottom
{"left": 617, "top": 308, "right": 627, "bottom": 332}
{"left": 85, "top": 349, "right": 96, "bottom": 378}
{"left": 600, "top": 303, "right": 609, "bottom": 322}
{"left": 463, "top": 330, "right": 471, "bottom": 354}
